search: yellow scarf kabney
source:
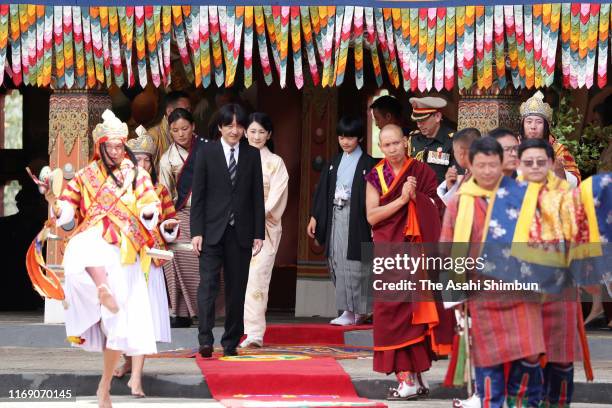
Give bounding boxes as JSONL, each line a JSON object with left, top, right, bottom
{"left": 453, "top": 176, "right": 501, "bottom": 244}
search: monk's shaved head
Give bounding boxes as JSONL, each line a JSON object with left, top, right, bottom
{"left": 379, "top": 124, "right": 403, "bottom": 142}
{"left": 379, "top": 124, "right": 407, "bottom": 164}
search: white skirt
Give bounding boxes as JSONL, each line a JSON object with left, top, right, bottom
{"left": 62, "top": 226, "right": 157, "bottom": 356}
{"left": 148, "top": 264, "right": 171, "bottom": 343}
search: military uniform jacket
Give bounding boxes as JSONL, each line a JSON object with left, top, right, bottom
{"left": 409, "top": 124, "right": 455, "bottom": 183}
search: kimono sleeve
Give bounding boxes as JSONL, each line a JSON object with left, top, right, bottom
{"left": 265, "top": 156, "right": 289, "bottom": 220}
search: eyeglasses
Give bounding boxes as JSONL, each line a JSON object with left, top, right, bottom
{"left": 502, "top": 146, "right": 519, "bottom": 153}
{"left": 521, "top": 159, "right": 548, "bottom": 168}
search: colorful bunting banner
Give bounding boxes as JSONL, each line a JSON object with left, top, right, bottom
{"left": 209, "top": 6, "right": 224, "bottom": 87}
{"left": 72, "top": 6, "right": 84, "bottom": 88}
{"left": 0, "top": 5, "right": 8, "bottom": 87}
{"left": 493, "top": 6, "right": 505, "bottom": 89}
{"left": 108, "top": 7, "right": 123, "bottom": 87}
{"left": 254, "top": 6, "right": 272, "bottom": 86}
{"left": 161, "top": 6, "right": 171, "bottom": 85}
{"left": 597, "top": 4, "right": 610, "bottom": 87}
{"left": 290, "top": 6, "right": 304, "bottom": 89}
{"left": 52, "top": 6, "right": 63, "bottom": 88}
{"left": 0, "top": 3, "right": 608, "bottom": 91}
{"left": 444, "top": 7, "right": 456, "bottom": 91}
{"left": 81, "top": 7, "right": 94, "bottom": 88}
{"left": 99, "top": 7, "right": 112, "bottom": 88}
{"left": 462, "top": 6, "right": 475, "bottom": 90}
{"left": 300, "top": 6, "right": 320, "bottom": 86}
{"left": 118, "top": 7, "right": 134, "bottom": 87}
{"left": 434, "top": 8, "right": 446, "bottom": 91}
{"left": 475, "top": 6, "right": 485, "bottom": 89}
{"left": 35, "top": 6, "right": 44, "bottom": 86}
{"left": 544, "top": 4, "right": 560, "bottom": 87}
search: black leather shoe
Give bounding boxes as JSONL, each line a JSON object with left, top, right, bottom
{"left": 199, "top": 345, "right": 213, "bottom": 358}
{"left": 170, "top": 316, "right": 192, "bottom": 328}
{"left": 223, "top": 348, "right": 238, "bottom": 357}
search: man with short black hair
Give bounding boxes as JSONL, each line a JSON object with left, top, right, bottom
{"left": 191, "top": 103, "right": 265, "bottom": 358}
{"left": 148, "top": 91, "right": 192, "bottom": 165}
{"left": 437, "top": 127, "right": 481, "bottom": 203}
{"left": 369, "top": 95, "right": 403, "bottom": 129}
{"left": 513, "top": 137, "right": 580, "bottom": 408}
{"left": 442, "top": 137, "right": 546, "bottom": 408}
{"left": 307, "top": 116, "right": 378, "bottom": 326}
{"left": 517, "top": 138, "right": 556, "bottom": 183}
{"left": 488, "top": 128, "right": 520, "bottom": 178}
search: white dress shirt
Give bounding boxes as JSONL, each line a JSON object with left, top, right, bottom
{"left": 220, "top": 137, "right": 240, "bottom": 167}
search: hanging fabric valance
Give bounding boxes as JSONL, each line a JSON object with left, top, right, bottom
{"left": 0, "top": 4, "right": 609, "bottom": 90}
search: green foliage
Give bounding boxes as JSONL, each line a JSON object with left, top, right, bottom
{"left": 552, "top": 96, "right": 612, "bottom": 177}
{"left": 4, "top": 90, "right": 23, "bottom": 149}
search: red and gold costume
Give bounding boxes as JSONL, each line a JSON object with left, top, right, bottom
{"left": 58, "top": 110, "right": 162, "bottom": 355}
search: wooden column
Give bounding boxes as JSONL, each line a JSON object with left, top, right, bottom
{"left": 295, "top": 84, "right": 338, "bottom": 317}
{"left": 457, "top": 88, "right": 521, "bottom": 135}
{"left": 45, "top": 91, "right": 112, "bottom": 323}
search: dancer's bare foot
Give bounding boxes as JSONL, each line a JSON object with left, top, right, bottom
{"left": 127, "top": 378, "right": 145, "bottom": 398}
{"left": 584, "top": 303, "right": 604, "bottom": 326}
{"left": 96, "top": 386, "right": 112, "bottom": 408}
{"left": 112, "top": 356, "right": 132, "bottom": 378}
{"left": 97, "top": 284, "right": 119, "bottom": 314}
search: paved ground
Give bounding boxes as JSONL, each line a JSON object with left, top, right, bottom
{"left": 1, "top": 397, "right": 611, "bottom": 407}
{"left": 0, "top": 312, "right": 611, "bottom": 405}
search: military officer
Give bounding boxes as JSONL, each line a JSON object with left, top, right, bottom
{"left": 408, "top": 96, "right": 455, "bottom": 183}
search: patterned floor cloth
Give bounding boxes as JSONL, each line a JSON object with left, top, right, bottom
{"left": 148, "top": 344, "right": 373, "bottom": 360}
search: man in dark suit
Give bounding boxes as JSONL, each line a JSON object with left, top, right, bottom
{"left": 191, "top": 103, "right": 265, "bottom": 357}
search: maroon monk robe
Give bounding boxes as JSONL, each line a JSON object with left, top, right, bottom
{"left": 365, "top": 157, "right": 450, "bottom": 375}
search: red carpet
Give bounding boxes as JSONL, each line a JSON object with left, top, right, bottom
{"left": 219, "top": 396, "right": 386, "bottom": 407}
{"left": 197, "top": 355, "right": 357, "bottom": 398}
{"left": 262, "top": 323, "right": 372, "bottom": 346}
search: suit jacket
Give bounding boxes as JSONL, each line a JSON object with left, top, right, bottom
{"left": 175, "top": 135, "right": 209, "bottom": 211}
{"left": 310, "top": 151, "right": 378, "bottom": 261}
{"left": 190, "top": 139, "right": 265, "bottom": 248}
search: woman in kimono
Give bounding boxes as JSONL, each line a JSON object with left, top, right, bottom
{"left": 240, "top": 112, "right": 289, "bottom": 348}
{"left": 158, "top": 108, "right": 201, "bottom": 327}
{"left": 113, "top": 126, "right": 179, "bottom": 396}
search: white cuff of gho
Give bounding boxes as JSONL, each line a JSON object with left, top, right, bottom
{"left": 140, "top": 204, "right": 159, "bottom": 231}
{"left": 53, "top": 200, "right": 75, "bottom": 228}
{"left": 565, "top": 171, "right": 578, "bottom": 188}
{"left": 160, "top": 220, "right": 179, "bottom": 242}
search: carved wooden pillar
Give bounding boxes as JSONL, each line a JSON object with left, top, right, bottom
{"left": 295, "top": 85, "right": 339, "bottom": 317}
{"left": 457, "top": 88, "right": 522, "bottom": 135}
{"left": 45, "top": 91, "right": 112, "bottom": 323}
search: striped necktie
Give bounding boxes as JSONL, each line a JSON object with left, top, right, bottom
{"left": 228, "top": 147, "right": 236, "bottom": 225}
